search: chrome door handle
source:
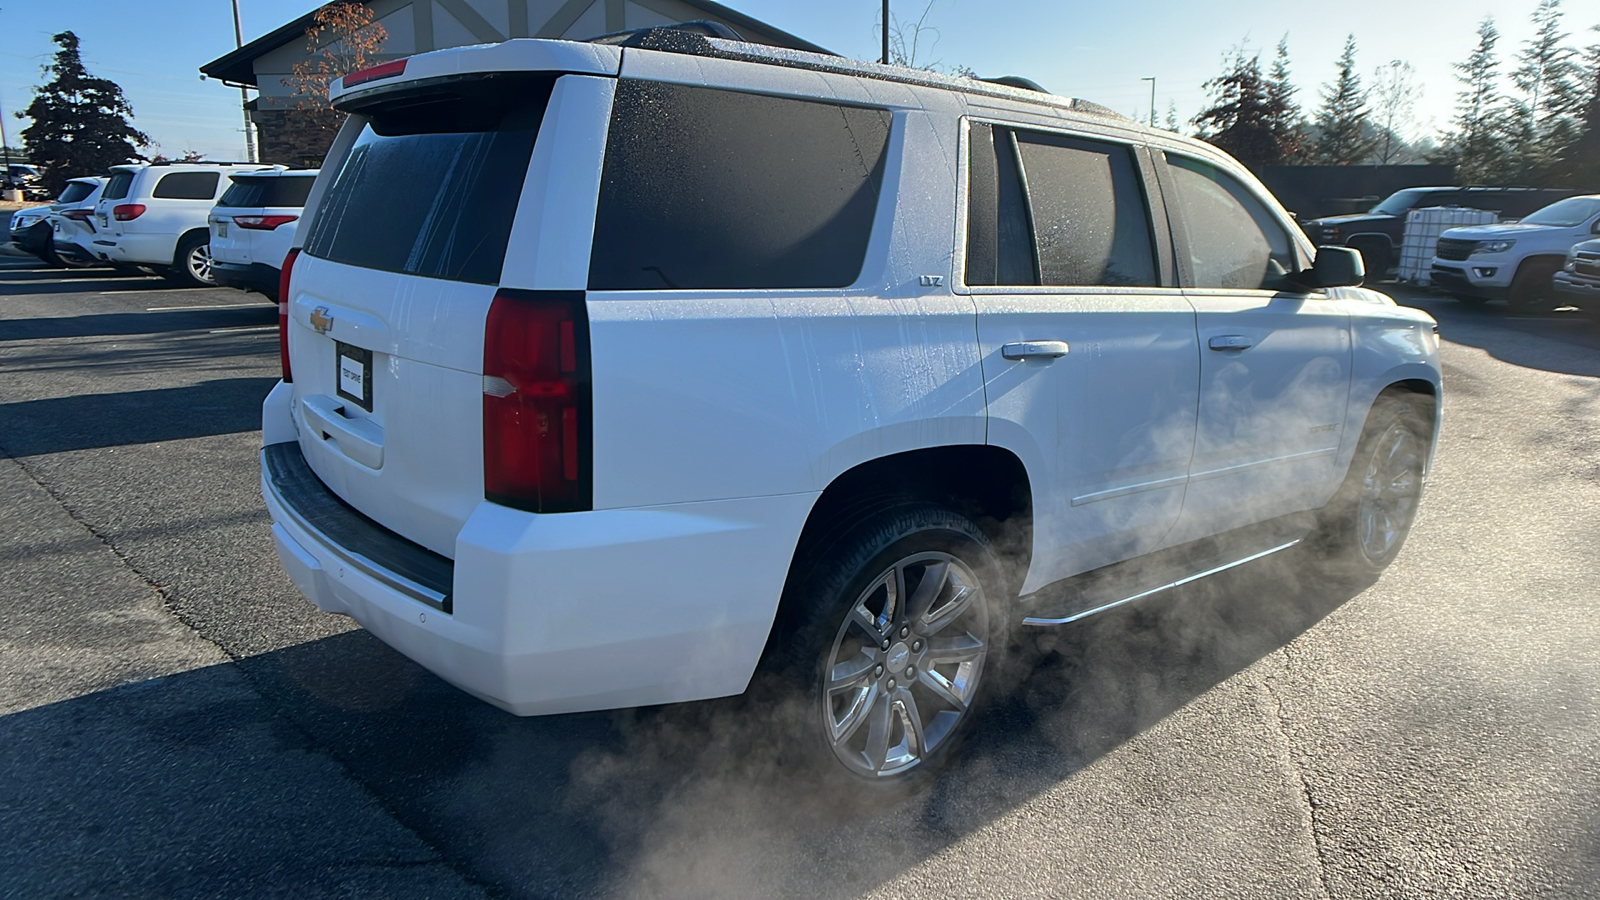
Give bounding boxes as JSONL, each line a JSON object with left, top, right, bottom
{"left": 1001, "top": 340, "right": 1070, "bottom": 360}
{"left": 1208, "top": 335, "right": 1254, "bottom": 351}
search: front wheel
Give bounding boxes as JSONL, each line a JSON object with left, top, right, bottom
{"left": 1306, "top": 395, "right": 1429, "bottom": 578}
{"left": 166, "top": 233, "right": 216, "bottom": 287}
{"left": 1507, "top": 261, "right": 1563, "bottom": 314}
{"left": 771, "top": 503, "right": 1011, "bottom": 787}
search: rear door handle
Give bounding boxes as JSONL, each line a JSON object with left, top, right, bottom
{"left": 1208, "top": 335, "right": 1254, "bottom": 351}
{"left": 1001, "top": 340, "right": 1070, "bottom": 360}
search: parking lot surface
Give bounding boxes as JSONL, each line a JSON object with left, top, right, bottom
{"left": 2, "top": 252, "right": 1597, "bottom": 898}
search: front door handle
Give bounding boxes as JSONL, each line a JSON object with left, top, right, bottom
{"left": 1002, "top": 340, "right": 1070, "bottom": 360}
{"left": 1208, "top": 335, "right": 1254, "bottom": 351}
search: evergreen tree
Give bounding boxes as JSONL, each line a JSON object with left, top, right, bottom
{"left": 1311, "top": 35, "right": 1377, "bottom": 164}
{"left": 1192, "top": 50, "right": 1295, "bottom": 170}
{"left": 1565, "top": 30, "right": 1600, "bottom": 186}
{"left": 18, "top": 31, "right": 148, "bottom": 195}
{"left": 1445, "top": 17, "right": 1511, "bottom": 184}
{"left": 1266, "top": 36, "right": 1309, "bottom": 162}
{"left": 1505, "top": 0, "right": 1584, "bottom": 182}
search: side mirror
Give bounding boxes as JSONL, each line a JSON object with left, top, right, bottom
{"left": 1306, "top": 246, "right": 1364, "bottom": 288}
{"left": 1590, "top": 218, "right": 1600, "bottom": 234}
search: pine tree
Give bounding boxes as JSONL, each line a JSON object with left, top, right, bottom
{"left": 18, "top": 31, "right": 148, "bottom": 195}
{"left": 1192, "top": 50, "right": 1295, "bottom": 170}
{"left": 1445, "top": 18, "right": 1510, "bottom": 184}
{"left": 1312, "top": 35, "right": 1377, "bottom": 164}
{"left": 1505, "top": 0, "right": 1584, "bottom": 182}
{"left": 1266, "top": 36, "right": 1309, "bottom": 162}
{"left": 1565, "top": 30, "right": 1600, "bottom": 186}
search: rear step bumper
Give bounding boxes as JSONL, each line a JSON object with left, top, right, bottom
{"left": 260, "top": 433, "right": 816, "bottom": 716}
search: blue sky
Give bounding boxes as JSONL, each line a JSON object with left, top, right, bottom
{"left": 2, "top": 0, "right": 1597, "bottom": 161}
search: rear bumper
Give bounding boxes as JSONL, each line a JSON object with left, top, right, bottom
{"left": 259, "top": 383, "right": 814, "bottom": 715}
{"left": 93, "top": 232, "right": 178, "bottom": 266}
{"left": 213, "top": 260, "right": 280, "bottom": 298}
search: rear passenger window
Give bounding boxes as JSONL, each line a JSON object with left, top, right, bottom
{"left": 152, "top": 172, "right": 220, "bottom": 200}
{"left": 1015, "top": 132, "right": 1156, "bottom": 287}
{"left": 1166, "top": 155, "right": 1295, "bottom": 291}
{"left": 588, "top": 81, "right": 890, "bottom": 291}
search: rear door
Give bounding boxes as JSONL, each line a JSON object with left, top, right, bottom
{"left": 286, "top": 73, "right": 566, "bottom": 556}
{"left": 1156, "top": 151, "right": 1352, "bottom": 546}
{"left": 967, "top": 122, "right": 1199, "bottom": 589}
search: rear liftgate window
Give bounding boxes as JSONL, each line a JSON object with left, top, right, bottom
{"left": 589, "top": 81, "right": 891, "bottom": 291}
{"left": 219, "top": 175, "right": 316, "bottom": 209}
{"left": 304, "top": 76, "right": 556, "bottom": 285}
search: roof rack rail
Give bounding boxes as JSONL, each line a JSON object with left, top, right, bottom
{"left": 584, "top": 22, "right": 1129, "bottom": 123}
{"left": 145, "top": 160, "right": 266, "bottom": 167}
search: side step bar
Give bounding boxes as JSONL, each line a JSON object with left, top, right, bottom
{"left": 1020, "top": 514, "right": 1313, "bottom": 628}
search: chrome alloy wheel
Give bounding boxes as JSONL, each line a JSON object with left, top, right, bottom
{"left": 1356, "top": 421, "right": 1423, "bottom": 563}
{"left": 822, "top": 551, "right": 989, "bottom": 779}
{"left": 186, "top": 243, "right": 215, "bottom": 284}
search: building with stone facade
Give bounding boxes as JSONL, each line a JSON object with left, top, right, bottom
{"left": 200, "top": 0, "right": 827, "bottom": 166}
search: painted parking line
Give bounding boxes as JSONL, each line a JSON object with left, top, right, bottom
{"left": 97, "top": 288, "right": 210, "bottom": 295}
{"left": 147, "top": 303, "right": 270, "bottom": 311}
{"left": 11, "top": 277, "right": 163, "bottom": 285}
{"left": 207, "top": 325, "right": 278, "bottom": 334}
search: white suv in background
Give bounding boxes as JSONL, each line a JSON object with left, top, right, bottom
{"left": 1430, "top": 194, "right": 1600, "bottom": 312}
{"left": 91, "top": 161, "right": 274, "bottom": 286}
{"left": 264, "top": 28, "right": 1442, "bottom": 785}
{"left": 208, "top": 169, "right": 318, "bottom": 300}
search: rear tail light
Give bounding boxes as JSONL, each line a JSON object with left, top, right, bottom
{"left": 233, "top": 214, "right": 299, "bottom": 230}
{"left": 342, "top": 58, "right": 408, "bottom": 88}
{"left": 62, "top": 209, "right": 92, "bottom": 221}
{"left": 112, "top": 204, "right": 146, "bottom": 221}
{"left": 278, "top": 248, "right": 300, "bottom": 383}
{"left": 482, "top": 290, "right": 591, "bottom": 513}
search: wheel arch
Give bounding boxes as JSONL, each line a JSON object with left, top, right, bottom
{"left": 173, "top": 226, "right": 211, "bottom": 267}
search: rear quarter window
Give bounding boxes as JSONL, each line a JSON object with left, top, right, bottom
{"left": 151, "top": 171, "right": 221, "bottom": 200}
{"left": 588, "top": 81, "right": 891, "bottom": 291}
{"left": 103, "top": 171, "right": 135, "bottom": 201}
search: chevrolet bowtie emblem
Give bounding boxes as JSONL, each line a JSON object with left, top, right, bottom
{"left": 310, "top": 306, "right": 334, "bottom": 335}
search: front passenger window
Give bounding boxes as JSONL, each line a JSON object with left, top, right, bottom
{"left": 1166, "top": 155, "right": 1295, "bottom": 291}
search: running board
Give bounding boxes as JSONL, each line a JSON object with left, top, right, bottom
{"left": 1020, "top": 514, "right": 1313, "bottom": 627}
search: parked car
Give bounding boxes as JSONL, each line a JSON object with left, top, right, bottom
{"left": 1302, "top": 186, "right": 1580, "bottom": 276}
{"left": 262, "top": 28, "right": 1442, "bottom": 786}
{"left": 208, "top": 169, "right": 317, "bottom": 300}
{"left": 1552, "top": 238, "right": 1600, "bottom": 314}
{"left": 10, "top": 177, "right": 107, "bottom": 268}
{"left": 3, "top": 162, "right": 43, "bottom": 198}
{"left": 43, "top": 177, "right": 111, "bottom": 269}
{"left": 89, "top": 161, "right": 275, "bottom": 286}
{"left": 1429, "top": 194, "right": 1600, "bottom": 312}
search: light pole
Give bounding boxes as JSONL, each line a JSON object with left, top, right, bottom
{"left": 1141, "top": 77, "right": 1156, "bottom": 128}
{"left": 881, "top": 0, "right": 889, "bottom": 64}
{"left": 231, "top": 0, "right": 258, "bottom": 162}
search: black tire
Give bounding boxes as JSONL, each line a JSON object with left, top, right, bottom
{"left": 165, "top": 232, "right": 216, "bottom": 287}
{"left": 1350, "top": 241, "right": 1391, "bottom": 279}
{"left": 1506, "top": 260, "right": 1564, "bottom": 314}
{"left": 766, "top": 502, "right": 1013, "bottom": 788}
{"left": 41, "top": 238, "right": 96, "bottom": 270}
{"left": 1305, "top": 394, "right": 1429, "bottom": 579}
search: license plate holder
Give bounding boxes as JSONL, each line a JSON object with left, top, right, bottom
{"left": 335, "top": 342, "right": 373, "bottom": 412}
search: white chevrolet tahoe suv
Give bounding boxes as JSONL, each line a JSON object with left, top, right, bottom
{"left": 263, "top": 27, "right": 1443, "bottom": 785}
{"left": 1430, "top": 194, "right": 1600, "bottom": 312}
{"left": 91, "top": 161, "right": 274, "bottom": 286}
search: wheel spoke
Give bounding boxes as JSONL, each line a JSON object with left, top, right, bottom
{"left": 897, "top": 689, "right": 926, "bottom": 759}
{"left": 924, "top": 633, "right": 985, "bottom": 666}
{"left": 906, "top": 560, "right": 949, "bottom": 619}
{"left": 832, "top": 683, "right": 878, "bottom": 745}
{"left": 920, "top": 582, "right": 975, "bottom": 635}
{"left": 862, "top": 691, "right": 893, "bottom": 771}
{"left": 917, "top": 666, "right": 969, "bottom": 712}
{"left": 829, "top": 650, "right": 876, "bottom": 691}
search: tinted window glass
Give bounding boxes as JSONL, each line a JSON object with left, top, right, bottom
{"left": 219, "top": 175, "right": 316, "bottom": 209}
{"left": 305, "top": 77, "right": 553, "bottom": 285}
{"left": 103, "top": 171, "right": 135, "bottom": 201}
{"left": 966, "top": 125, "right": 1036, "bottom": 286}
{"left": 1168, "top": 155, "right": 1294, "bottom": 291}
{"left": 152, "top": 171, "right": 220, "bottom": 200}
{"left": 1016, "top": 132, "right": 1155, "bottom": 287}
{"left": 589, "top": 81, "right": 890, "bottom": 291}
{"left": 57, "top": 182, "right": 94, "bottom": 204}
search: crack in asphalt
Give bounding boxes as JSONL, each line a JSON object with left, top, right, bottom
{"left": 1263, "top": 642, "right": 1335, "bottom": 900}
{"left": 0, "top": 439, "right": 502, "bottom": 899}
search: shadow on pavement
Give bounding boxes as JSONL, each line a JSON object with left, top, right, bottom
{"left": 0, "top": 305, "right": 277, "bottom": 342}
{"left": 1383, "top": 285, "right": 1600, "bottom": 378}
{"left": 0, "top": 553, "right": 1367, "bottom": 897}
{"left": 0, "top": 377, "right": 278, "bottom": 455}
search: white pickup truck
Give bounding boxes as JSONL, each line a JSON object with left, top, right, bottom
{"left": 1430, "top": 194, "right": 1600, "bottom": 311}
{"left": 262, "top": 26, "right": 1442, "bottom": 785}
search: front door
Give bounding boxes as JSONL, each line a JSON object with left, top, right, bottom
{"left": 965, "top": 122, "right": 1199, "bottom": 592}
{"left": 1156, "top": 152, "right": 1352, "bottom": 546}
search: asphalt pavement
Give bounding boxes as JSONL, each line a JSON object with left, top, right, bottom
{"left": 1, "top": 251, "right": 1597, "bottom": 899}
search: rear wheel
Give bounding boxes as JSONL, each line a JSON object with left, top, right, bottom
{"left": 166, "top": 233, "right": 216, "bottom": 287}
{"left": 42, "top": 239, "right": 95, "bottom": 269}
{"left": 770, "top": 503, "right": 1011, "bottom": 787}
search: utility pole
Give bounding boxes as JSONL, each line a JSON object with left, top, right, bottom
{"left": 1142, "top": 77, "right": 1156, "bottom": 128}
{"left": 881, "top": 0, "right": 889, "bottom": 64}
{"left": 231, "top": 0, "right": 258, "bottom": 162}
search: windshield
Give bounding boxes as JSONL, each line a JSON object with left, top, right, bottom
{"left": 1520, "top": 196, "right": 1600, "bottom": 227}
{"left": 56, "top": 182, "right": 95, "bottom": 204}
{"left": 1370, "top": 189, "right": 1433, "bottom": 216}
